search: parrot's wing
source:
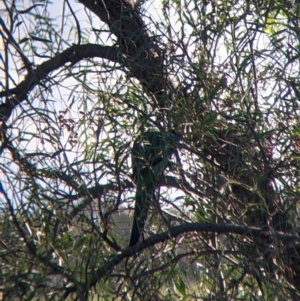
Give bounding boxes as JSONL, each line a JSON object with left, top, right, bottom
{"left": 129, "top": 130, "right": 179, "bottom": 247}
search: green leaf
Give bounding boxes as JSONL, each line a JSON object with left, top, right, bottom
{"left": 18, "top": 4, "right": 43, "bottom": 14}
{"left": 30, "top": 35, "right": 52, "bottom": 43}
{"left": 174, "top": 277, "right": 187, "bottom": 298}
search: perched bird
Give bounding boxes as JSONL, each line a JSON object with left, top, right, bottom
{"left": 129, "top": 130, "right": 180, "bottom": 247}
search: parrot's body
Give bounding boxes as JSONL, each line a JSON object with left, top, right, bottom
{"left": 129, "top": 130, "right": 179, "bottom": 247}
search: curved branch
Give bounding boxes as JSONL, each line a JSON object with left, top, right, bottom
{"left": 1, "top": 0, "right": 175, "bottom": 121}
{"left": 78, "top": 0, "right": 148, "bottom": 52}
{"left": 63, "top": 221, "right": 300, "bottom": 297}
{"left": 0, "top": 44, "right": 121, "bottom": 120}
{"left": 79, "top": 0, "right": 172, "bottom": 108}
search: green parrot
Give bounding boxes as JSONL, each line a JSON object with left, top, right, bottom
{"left": 129, "top": 130, "right": 180, "bottom": 247}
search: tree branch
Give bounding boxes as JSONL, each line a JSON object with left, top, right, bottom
{"left": 79, "top": 0, "right": 173, "bottom": 108}
{"left": 0, "top": 44, "right": 121, "bottom": 120}
{"left": 63, "top": 221, "right": 300, "bottom": 297}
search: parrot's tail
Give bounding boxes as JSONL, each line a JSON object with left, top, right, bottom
{"left": 129, "top": 185, "right": 153, "bottom": 247}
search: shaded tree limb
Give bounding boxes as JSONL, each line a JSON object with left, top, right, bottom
{"left": 63, "top": 221, "right": 300, "bottom": 298}
{"left": 0, "top": 44, "right": 121, "bottom": 120}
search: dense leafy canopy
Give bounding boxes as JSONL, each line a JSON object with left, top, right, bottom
{"left": 1, "top": 0, "right": 300, "bottom": 300}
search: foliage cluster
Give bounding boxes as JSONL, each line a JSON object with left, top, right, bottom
{"left": 1, "top": 0, "right": 300, "bottom": 300}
